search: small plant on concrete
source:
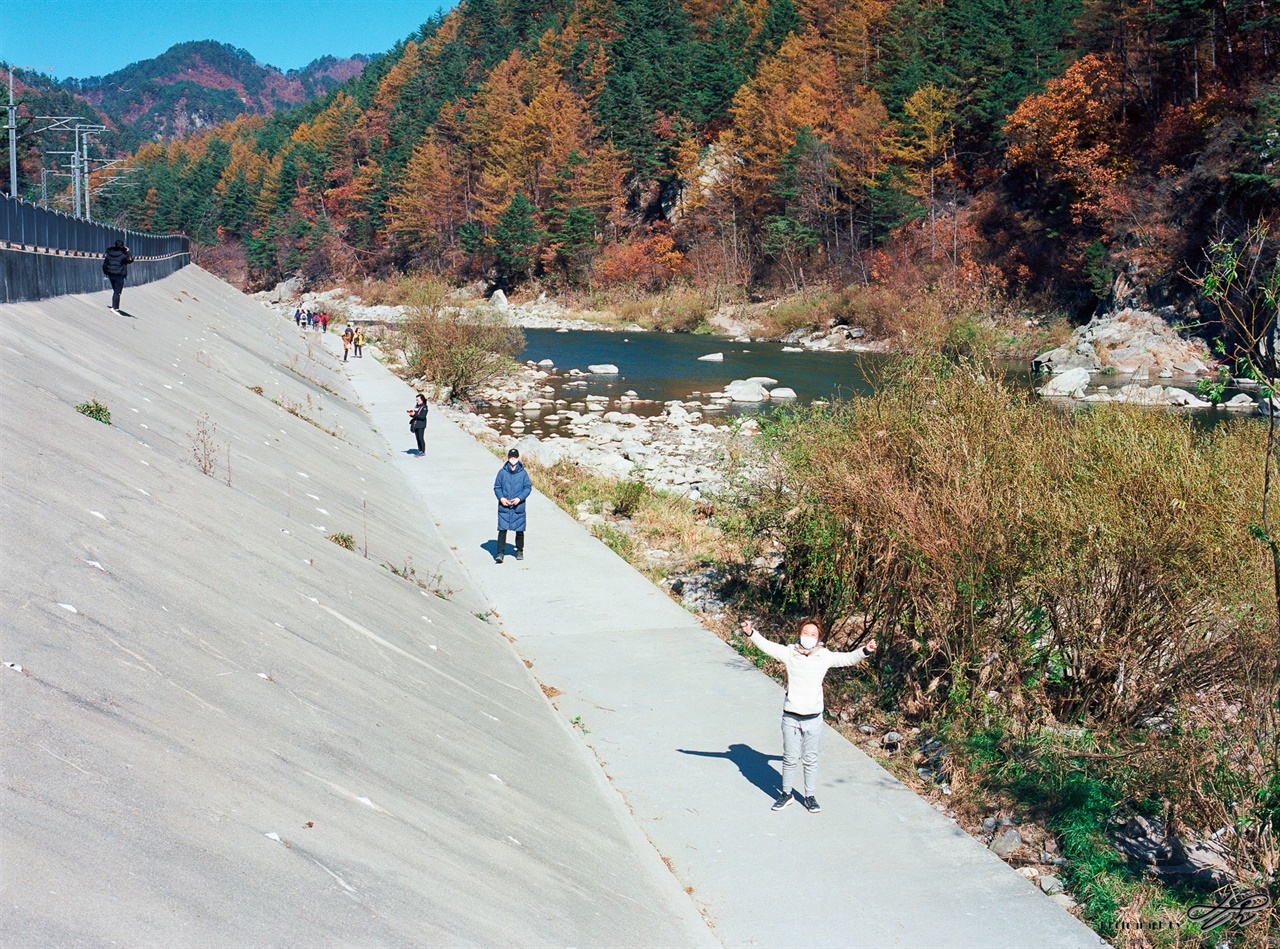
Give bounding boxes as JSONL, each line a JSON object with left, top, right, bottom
{"left": 384, "top": 557, "right": 418, "bottom": 582}
{"left": 190, "top": 414, "right": 220, "bottom": 476}
{"left": 75, "top": 398, "right": 111, "bottom": 424}
{"left": 328, "top": 532, "right": 356, "bottom": 551}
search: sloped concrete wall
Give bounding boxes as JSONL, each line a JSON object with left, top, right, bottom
{"left": 0, "top": 267, "right": 709, "bottom": 946}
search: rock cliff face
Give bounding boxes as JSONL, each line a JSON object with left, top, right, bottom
{"left": 1034, "top": 308, "right": 1214, "bottom": 377}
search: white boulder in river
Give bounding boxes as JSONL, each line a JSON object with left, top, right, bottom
{"left": 1038, "top": 367, "right": 1091, "bottom": 398}
{"left": 744, "top": 376, "right": 779, "bottom": 386}
{"left": 697, "top": 352, "right": 724, "bottom": 362}
{"left": 725, "top": 379, "right": 771, "bottom": 402}
{"left": 769, "top": 387, "right": 797, "bottom": 399}
{"left": 588, "top": 364, "right": 619, "bottom": 374}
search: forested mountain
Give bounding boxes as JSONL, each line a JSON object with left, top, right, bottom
{"left": 0, "top": 44, "right": 368, "bottom": 211}
{"left": 83, "top": 0, "right": 1279, "bottom": 312}
{"left": 62, "top": 42, "right": 370, "bottom": 145}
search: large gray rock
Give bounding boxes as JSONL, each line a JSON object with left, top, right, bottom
{"left": 725, "top": 380, "right": 770, "bottom": 402}
{"left": 515, "top": 434, "right": 569, "bottom": 466}
{"left": 1038, "top": 367, "right": 1091, "bottom": 398}
{"left": 990, "top": 829, "right": 1023, "bottom": 858}
{"left": 1224, "top": 393, "right": 1256, "bottom": 411}
{"left": 489, "top": 288, "right": 509, "bottom": 308}
{"left": 588, "top": 364, "right": 620, "bottom": 374}
{"left": 1163, "top": 387, "right": 1211, "bottom": 408}
{"left": 1111, "top": 815, "right": 1234, "bottom": 887}
{"left": 1038, "top": 875, "right": 1065, "bottom": 896}
{"left": 1034, "top": 308, "right": 1213, "bottom": 376}
{"left": 768, "top": 387, "right": 798, "bottom": 399}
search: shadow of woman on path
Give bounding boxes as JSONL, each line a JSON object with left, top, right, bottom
{"left": 677, "top": 744, "right": 782, "bottom": 798}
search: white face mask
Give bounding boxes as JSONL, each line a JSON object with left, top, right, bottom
{"left": 799, "top": 634, "right": 818, "bottom": 650}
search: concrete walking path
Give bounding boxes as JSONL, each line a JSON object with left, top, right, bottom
{"left": 332, "top": 338, "right": 1106, "bottom": 948}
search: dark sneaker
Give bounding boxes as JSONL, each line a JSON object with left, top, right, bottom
{"left": 803, "top": 796, "right": 822, "bottom": 813}
{"left": 771, "top": 792, "right": 793, "bottom": 811}
{"left": 494, "top": 555, "right": 504, "bottom": 564}
{"left": 515, "top": 549, "right": 524, "bottom": 561}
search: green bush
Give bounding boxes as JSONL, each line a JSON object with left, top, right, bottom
{"left": 75, "top": 398, "right": 111, "bottom": 424}
{"left": 612, "top": 479, "right": 645, "bottom": 518}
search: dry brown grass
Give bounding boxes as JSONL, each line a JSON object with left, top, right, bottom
{"left": 353, "top": 273, "right": 454, "bottom": 309}
{"left": 397, "top": 305, "right": 524, "bottom": 401}
{"left": 523, "top": 460, "right": 730, "bottom": 571}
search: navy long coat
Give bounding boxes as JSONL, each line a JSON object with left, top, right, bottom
{"left": 494, "top": 461, "right": 533, "bottom": 531}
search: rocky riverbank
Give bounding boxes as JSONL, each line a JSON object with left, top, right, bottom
{"left": 442, "top": 358, "right": 770, "bottom": 498}
{"left": 1032, "top": 307, "right": 1268, "bottom": 412}
{"left": 255, "top": 279, "right": 891, "bottom": 351}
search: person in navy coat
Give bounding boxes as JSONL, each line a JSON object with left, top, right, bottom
{"left": 494, "top": 448, "right": 533, "bottom": 563}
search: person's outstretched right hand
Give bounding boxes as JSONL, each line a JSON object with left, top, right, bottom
{"left": 739, "top": 620, "right": 754, "bottom": 638}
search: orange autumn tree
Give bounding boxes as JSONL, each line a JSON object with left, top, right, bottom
{"left": 1004, "top": 54, "right": 1131, "bottom": 227}
{"left": 442, "top": 39, "right": 627, "bottom": 278}
{"left": 387, "top": 133, "right": 468, "bottom": 265}
{"left": 710, "top": 29, "right": 891, "bottom": 265}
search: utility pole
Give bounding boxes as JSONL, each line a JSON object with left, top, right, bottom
{"left": 6, "top": 67, "right": 16, "bottom": 198}
{"left": 82, "top": 132, "right": 91, "bottom": 221}
{"left": 71, "top": 143, "right": 81, "bottom": 217}
{"left": 74, "top": 124, "right": 106, "bottom": 220}
{"left": 6, "top": 66, "right": 55, "bottom": 198}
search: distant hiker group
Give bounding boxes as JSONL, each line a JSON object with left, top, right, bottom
{"left": 294, "top": 307, "right": 329, "bottom": 331}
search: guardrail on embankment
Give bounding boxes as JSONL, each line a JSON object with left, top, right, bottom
{"left": 1, "top": 194, "right": 191, "bottom": 304}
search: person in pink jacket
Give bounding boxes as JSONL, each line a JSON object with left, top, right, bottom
{"left": 738, "top": 618, "right": 876, "bottom": 813}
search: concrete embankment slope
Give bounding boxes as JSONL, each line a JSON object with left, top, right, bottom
{"left": 335, "top": 327, "right": 1109, "bottom": 948}
{"left": 0, "top": 267, "right": 711, "bottom": 946}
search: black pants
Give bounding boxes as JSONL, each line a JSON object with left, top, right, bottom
{"left": 108, "top": 275, "right": 125, "bottom": 309}
{"left": 413, "top": 426, "right": 425, "bottom": 454}
{"left": 497, "top": 530, "right": 524, "bottom": 554}
{"left": 354, "top": 343, "right": 362, "bottom": 357}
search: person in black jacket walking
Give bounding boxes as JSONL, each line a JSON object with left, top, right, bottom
{"left": 102, "top": 240, "right": 134, "bottom": 311}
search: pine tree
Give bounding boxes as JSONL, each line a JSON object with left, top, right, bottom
{"left": 491, "top": 192, "right": 545, "bottom": 288}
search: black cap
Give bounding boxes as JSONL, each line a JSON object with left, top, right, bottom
{"left": 507, "top": 448, "right": 520, "bottom": 458}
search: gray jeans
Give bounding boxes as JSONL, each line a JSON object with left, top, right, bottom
{"left": 781, "top": 711, "right": 822, "bottom": 796}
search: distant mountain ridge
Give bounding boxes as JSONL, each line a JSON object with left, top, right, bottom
{"left": 61, "top": 41, "right": 370, "bottom": 142}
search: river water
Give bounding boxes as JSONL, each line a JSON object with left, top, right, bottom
{"left": 483, "top": 329, "right": 1250, "bottom": 436}
{"left": 515, "top": 328, "right": 1033, "bottom": 415}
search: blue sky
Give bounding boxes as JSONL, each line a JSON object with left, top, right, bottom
{"left": 1, "top": 0, "right": 454, "bottom": 80}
